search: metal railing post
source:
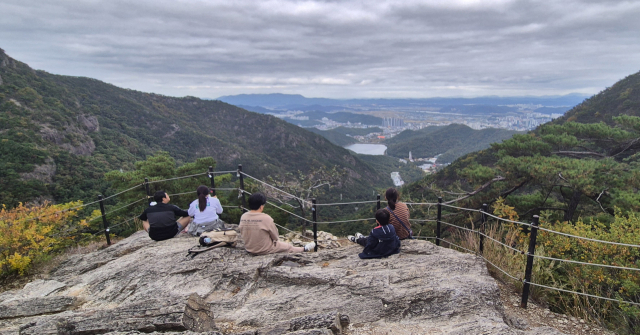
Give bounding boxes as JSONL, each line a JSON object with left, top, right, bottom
{"left": 480, "top": 203, "right": 487, "bottom": 254}
{"left": 238, "top": 164, "right": 247, "bottom": 212}
{"left": 377, "top": 195, "right": 381, "bottom": 210}
{"left": 97, "top": 195, "right": 111, "bottom": 245}
{"left": 436, "top": 197, "right": 442, "bottom": 246}
{"left": 144, "top": 178, "right": 151, "bottom": 205}
{"left": 521, "top": 215, "right": 540, "bottom": 308}
{"left": 312, "top": 198, "right": 318, "bottom": 252}
{"left": 208, "top": 166, "right": 216, "bottom": 196}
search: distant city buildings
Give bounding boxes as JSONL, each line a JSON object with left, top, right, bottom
{"left": 383, "top": 117, "right": 405, "bottom": 128}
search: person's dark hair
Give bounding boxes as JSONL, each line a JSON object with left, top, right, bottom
{"left": 375, "top": 208, "right": 390, "bottom": 226}
{"left": 385, "top": 188, "right": 399, "bottom": 210}
{"left": 153, "top": 190, "right": 167, "bottom": 204}
{"left": 196, "top": 185, "right": 209, "bottom": 212}
{"left": 248, "top": 193, "right": 267, "bottom": 210}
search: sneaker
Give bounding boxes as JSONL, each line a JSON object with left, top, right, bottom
{"left": 355, "top": 232, "right": 364, "bottom": 240}
{"left": 304, "top": 242, "right": 316, "bottom": 252}
{"left": 347, "top": 235, "right": 356, "bottom": 243}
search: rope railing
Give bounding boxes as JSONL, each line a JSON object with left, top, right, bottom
{"left": 314, "top": 200, "right": 381, "bottom": 206}
{"left": 18, "top": 165, "right": 640, "bottom": 312}
{"left": 146, "top": 172, "right": 208, "bottom": 184}
{"left": 239, "top": 171, "right": 313, "bottom": 206}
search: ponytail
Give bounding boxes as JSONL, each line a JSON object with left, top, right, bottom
{"left": 196, "top": 185, "right": 209, "bottom": 212}
{"left": 385, "top": 188, "right": 399, "bottom": 210}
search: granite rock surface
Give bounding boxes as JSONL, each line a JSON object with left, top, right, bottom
{"left": 0, "top": 231, "right": 566, "bottom": 335}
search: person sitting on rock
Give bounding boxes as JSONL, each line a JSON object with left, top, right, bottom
{"left": 139, "top": 190, "right": 191, "bottom": 241}
{"left": 239, "top": 193, "right": 315, "bottom": 255}
{"left": 348, "top": 208, "right": 400, "bottom": 259}
{"left": 385, "top": 187, "right": 413, "bottom": 240}
{"left": 186, "top": 185, "right": 225, "bottom": 235}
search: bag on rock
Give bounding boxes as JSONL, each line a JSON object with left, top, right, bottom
{"left": 188, "top": 219, "right": 226, "bottom": 236}
{"left": 198, "top": 228, "right": 238, "bottom": 247}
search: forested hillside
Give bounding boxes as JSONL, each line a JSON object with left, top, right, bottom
{"left": 385, "top": 124, "right": 521, "bottom": 162}
{"left": 0, "top": 48, "right": 385, "bottom": 208}
{"left": 400, "top": 71, "right": 640, "bottom": 334}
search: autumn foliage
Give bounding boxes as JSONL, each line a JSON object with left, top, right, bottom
{"left": 0, "top": 201, "right": 87, "bottom": 277}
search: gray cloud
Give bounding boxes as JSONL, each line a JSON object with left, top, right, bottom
{"left": 1, "top": 0, "right": 639, "bottom": 99}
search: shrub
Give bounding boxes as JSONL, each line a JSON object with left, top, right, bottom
{"left": 0, "top": 201, "right": 87, "bottom": 277}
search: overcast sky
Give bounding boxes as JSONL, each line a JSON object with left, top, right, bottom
{"left": 1, "top": 0, "right": 639, "bottom": 99}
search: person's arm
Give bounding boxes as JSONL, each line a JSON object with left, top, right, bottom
{"left": 139, "top": 210, "right": 149, "bottom": 232}
{"left": 266, "top": 217, "right": 280, "bottom": 242}
{"left": 142, "top": 220, "right": 150, "bottom": 232}
{"left": 187, "top": 201, "right": 196, "bottom": 217}
{"left": 172, "top": 205, "right": 190, "bottom": 217}
{"left": 213, "top": 198, "right": 223, "bottom": 215}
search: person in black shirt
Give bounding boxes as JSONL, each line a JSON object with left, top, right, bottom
{"left": 139, "top": 190, "right": 191, "bottom": 241}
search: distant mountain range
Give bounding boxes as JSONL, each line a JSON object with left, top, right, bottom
{"left": 217, "top": 93, "right": 590, "bottom": 109}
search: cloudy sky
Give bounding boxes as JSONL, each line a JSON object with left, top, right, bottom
{"left": 1, "top": 0, "right": 639, "bottom": 99}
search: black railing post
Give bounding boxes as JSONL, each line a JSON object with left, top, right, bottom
{"left": 436, "top": 197, "right": 442, "bottom": 246}
{"left": 208, "top": 166, "right": 216, "bottom": 196}
{"left": 238, "top": 164, "right": 247, "bottom": 212}
{"left": 312, "top": 198, "right": 318, "bottom": 252}
{"left": 144, "top": 178, "right": 151, "bottom": 205}
{"left": 521, "top": 215, "right": 540, "bottom": 308}
{"left": 97, "top": 195, "right": 111, "bottom": 245}
{"left": 480, "top": 203, "right": 488, "bottom": 254}
{"left": 377, "top": 195, "right": 381, "bottom": 210}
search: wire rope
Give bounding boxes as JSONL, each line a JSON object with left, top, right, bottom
{"left": 536, "top": 226, "right": 640, "bottom": 248}
{"left": 479, "top": 210, "right": 532, "bottom": 227}
{"left": 87, "top": 197, "right": 147, "bottom": 222}
{"left": 314, "top": 200, "right": 381, "bottom": 206}
{"left": 442, "top": 204, "right": 481, "bottom": 212}
{"left": 530, "top": 254, "right": 640, "bottom": 272}
{"left": 527, "top": 282, "right": 640, "bottom": 307}
{"left": 147, "top": 172, "right": 208, "bottom": 184}
{"left": 315, "top": 218, "right": 376, "bottom": 224}
{"left": 239, "top": 172, "right": 312, "bottom": 205}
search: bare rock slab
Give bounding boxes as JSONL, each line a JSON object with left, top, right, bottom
{"left": 0, "top": 231, "right": 567, "bottom": 334}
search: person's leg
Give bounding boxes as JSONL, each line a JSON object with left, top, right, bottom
{"left": 356, "top": 236, "right": 367, "bottom": 247}
{"left": 177, "top": 216, "right": 191, "bottom": 233}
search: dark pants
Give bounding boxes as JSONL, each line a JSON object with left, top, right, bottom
{"left": 356, "top": 236, "right": 367, "bottom": 247}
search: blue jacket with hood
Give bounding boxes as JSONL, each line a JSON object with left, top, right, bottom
{"left": 358, "top": 224, "right": 401, "bottom": 259}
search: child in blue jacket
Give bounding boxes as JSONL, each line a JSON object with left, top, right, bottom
{"left": 348, "top": 209, "right": 400, "bottom": 259}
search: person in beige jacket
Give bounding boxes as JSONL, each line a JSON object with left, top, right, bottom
{"left": 239, "top": 193, "right": 316, "bottom": 255}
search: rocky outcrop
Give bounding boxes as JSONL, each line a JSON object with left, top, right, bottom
{"left": 77, "top": 115, "right": 99, "bottom": 133}
{"left": 0, "top": 232, "right": 565, "bottom": 335}
{"left": 20, "top": 157, "right": 56, "bottom": 183}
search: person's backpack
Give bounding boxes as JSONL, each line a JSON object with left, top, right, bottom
{"left": 187, "top": 228, "right": 238, "bottom": 258}
{"left": 198, "top": 228, "right": 238, "bottom": 247}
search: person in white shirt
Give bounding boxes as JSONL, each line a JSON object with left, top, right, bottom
{"left": 186, "top": 185, "right": 224, "bottom": 235}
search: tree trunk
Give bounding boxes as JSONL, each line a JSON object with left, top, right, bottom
{"left": 564, "top": 189, "right": 582, "bottom": 222}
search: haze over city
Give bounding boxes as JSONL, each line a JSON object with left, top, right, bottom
{"left": 1, "top": 0, "right": 640, "bottom": 99}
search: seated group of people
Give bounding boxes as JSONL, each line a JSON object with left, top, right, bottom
{"left": 139, "top": 186, "right": 410, "bottom": 259}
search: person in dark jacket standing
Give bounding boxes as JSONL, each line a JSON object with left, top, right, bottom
{"left": 348, "top": 209, "right": 400, "bottom": 259}
{"left": 139, "top": 190, "right": 191, "bottom": 241}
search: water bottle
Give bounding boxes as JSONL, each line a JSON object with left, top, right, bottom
{"left": 203, "top": 237, "right": 212, "bottom": 245}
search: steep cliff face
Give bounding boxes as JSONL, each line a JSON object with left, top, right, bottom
{"left": 0, "top": 232, "right": 564, "bottom": 335}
